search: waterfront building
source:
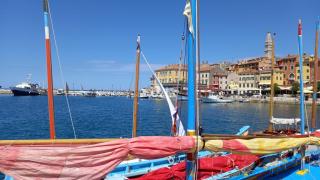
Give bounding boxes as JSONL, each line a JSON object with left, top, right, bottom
{"left": 295, "top": 57, "right": 311, "bottom": 85}
{"left": 238, "top": 71, "right": 260, "bottom": 95}
{"left": 226, "top": 72, "right": 239, "bottom": 94}
{"left": 309, "top": 56, "right": 320, "bottom": 83}
{"left": 237, "top": 57, "right": 271, "bottom": 73}
{"left": 199, "top": 63, "right": 210, "bottom": 90}
{"left": 276, "top": 55, "right": 298, "bottom": 86}
{"left": 153, "top": 64, "right": 187, "bottom": 89}
{"left": 276, "top": 54, "right": 317, "bottom": 86}
{"left": 209, "top": 64, "right": 227, "bottom": 91}
{"left": 259, "top": 69, "right": 284, "bottom": 91}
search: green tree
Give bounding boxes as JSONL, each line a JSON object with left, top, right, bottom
{"left": 291, "top": 81, "right": 299, "bottom": 95}
{"left": 274, "top": 83, "right": 281, "bottom": 95}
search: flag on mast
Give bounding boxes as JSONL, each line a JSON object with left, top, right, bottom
{"left": 183, "top": 0, "right": 194, "bottom": 36}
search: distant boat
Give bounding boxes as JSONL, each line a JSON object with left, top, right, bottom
{"left": 177, "top": 93, "right": 188, "bottom": 101}
{"left": 10, "top": 82, "right": 40, "bottom": 96}
{"left": 139, "top": 92, "right": 149, "bottom": 99}
{"left": 202, "top": 93, "right": 234, "bottom": 103}
{"left": 82, "top": 90, "right": 97, "bottom": 97}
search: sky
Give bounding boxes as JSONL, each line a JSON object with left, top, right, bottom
{"left": 0, "top": 0, "right": 319, "bottom": 89}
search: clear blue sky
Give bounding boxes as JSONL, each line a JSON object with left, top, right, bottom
{"left": 0, "top": 0, "right": 319, "bottom": 89}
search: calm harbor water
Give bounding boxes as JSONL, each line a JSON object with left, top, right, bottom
{"left": 0, "top": 95, "right": 320, "bottom": 140}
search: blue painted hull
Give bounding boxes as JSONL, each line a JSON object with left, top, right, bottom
{"left": 229, "top": 150, "right": 320, "bottom": 180}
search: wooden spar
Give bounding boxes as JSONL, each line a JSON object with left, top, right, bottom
{"left": 268, "top": 33, "right": 275, "bottom": 132}
{"left": 312, "top": 19, "right": 319, "bottom": 129}
{"left": 132, "top": 35, "right": 141, "bottom": 138}
{"left": 0, "top": 138, "right": 117, "bottom": 145}
{"left": 44, "top": 0, "right": 56, "bottom": 139}
{"left": 202, "top": 133, "right": 311, "bottom": 140}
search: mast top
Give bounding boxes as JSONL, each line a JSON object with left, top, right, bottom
{"left": 136, "top": 34, "right": 140, "bottom": 50}
{"left": 43, "top": 0, "right": 49, "bottom": 13}
{"left": 298, "top": 19, "right": 302, "bottom": 36}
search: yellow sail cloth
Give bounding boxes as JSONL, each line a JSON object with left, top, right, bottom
{"left": 204, "top": 137, "right": 320, "bottom": 155}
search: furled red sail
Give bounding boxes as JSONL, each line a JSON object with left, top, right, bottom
{"left": 130, "top": 154, "right": 259, "bottom": 180}
{"left": 0, "top": 136, "right": 195, "bottom": 180}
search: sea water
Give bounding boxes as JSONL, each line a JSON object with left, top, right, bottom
{"left": 0, "top": 95, "right": 319, "bottom": 140}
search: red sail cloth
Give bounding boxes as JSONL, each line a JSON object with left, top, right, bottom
{"left": 0, "top": 136, "right": 194, "bottom": 180}
{"left": 131, "top": 154, "right": 259, "bottom": 180}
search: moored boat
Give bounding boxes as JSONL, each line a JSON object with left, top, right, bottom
{"left": 10, "top": 82, "right": 40, "bottom": 96}
{"left": 202, "top": 93, "right": 234, "bottom": 103}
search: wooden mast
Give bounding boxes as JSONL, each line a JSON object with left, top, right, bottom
{"left": 43, "top": 0, "right": 56, "bottom": 139}
{"left": 132, "top": 35, "right": 141, "bottom": 138}
{"left": 268, "top": 33, "right": 275, "bottom": 132}
{"left": 311, "top": 19, "right": 319, "bottom": 129}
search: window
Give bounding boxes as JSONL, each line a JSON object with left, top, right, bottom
{"left": 297, "top": 76, "right": 300, "bottom": 79}
{"left": 291, "top": 66, "right": 294, "bottom": 70}
{"left": 289, "top": 73, "right": 295, "bottom": 79}
{"left": 239, "top": 84, "right": 241, "bottom": 88}
{"left": 280, "top": 77, "right": 282, "bottom": 80}
{"left": 298, "top": 70, "right": 300, "bottom": 73}
{"left": 307, "top": 69, "right": 309, "bottom": 73}
{"left": 284, "top": 74, "right": 286, "bottom": 78}
{"left": 285, "top": 66, "right": 287, "bottom": 70}
{"left": 251, "top": 83, "right": 253, "bottom": 87}
{"left": 276, "top": 77, "right": 278, "bottom": 80}
{"left": 307, "top": 76, "right": 309, "bottom": 79}
{"left": 247, "top": 84, "right": 249, "bottom": 88}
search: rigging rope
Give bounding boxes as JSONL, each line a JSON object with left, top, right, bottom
{"left": 47, "top": 0, "right": 77, "bottom": 138}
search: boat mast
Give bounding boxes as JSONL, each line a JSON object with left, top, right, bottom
{"left": 185, "top": 0, "right": 197, "bottom": 179}
{"left": 297, "top": 19, "right": 306, "bottom": 170}
{"left": 43, "top": 0, "right": 56, "bottom": 139}
{"left": 132, "top": 35, "right": 141, "bottom": 138}
{"left": 196, "top": 0, "right": 201, "bottom": 136}
{"left": 298, "top": 19, "right": 305, "bottom": 135}
{"left": 268, "top": 33, "right": 275, "bottom": 132}
{"left": 311, "top": 19, "right": 319, "bottom": 129}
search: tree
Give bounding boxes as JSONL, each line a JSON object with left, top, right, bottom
{"left": 318, "top": 82, "right": 320, "bottom": 92}
{"left": 274, "top": 83, "right": 281, "bottom": 95}
{"left": 291, "top": 81, "right": 299, "bottom": 95}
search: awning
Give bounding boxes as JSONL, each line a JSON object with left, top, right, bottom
{"left": 279, "top": 86, "right": 292, "bottom": 90}
{"left": 271, "top": 117, "right": 301, "bottom": 125}
{"left": 297, "top": 90, "right": 313, "bottom": 94}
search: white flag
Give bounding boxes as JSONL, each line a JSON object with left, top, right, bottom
{"left": 183, "top": 0, "right": 194, "bottom": 36}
